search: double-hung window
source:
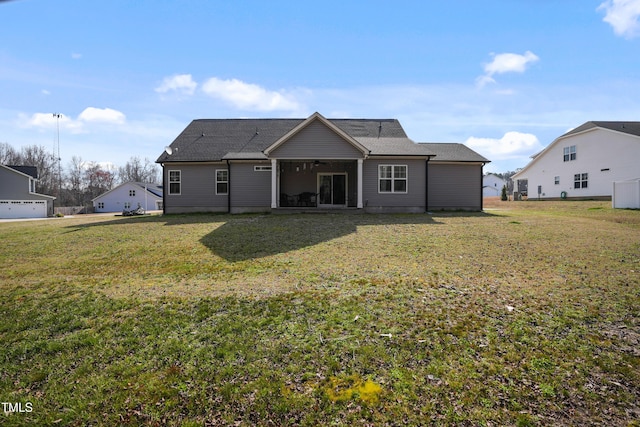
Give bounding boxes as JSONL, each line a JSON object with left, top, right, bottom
{"left": 563, "top": 145, "right": 576, "bottom": 162}
{"left": 169, "top": 170, "right": 181, "bottom": 195}
{"left": 379, "top": 165, "right": 407, "bottom": 193}
{"left": 216, "top": 169, "right": 228, "bottom": 195}
{"left": 574, "top": 173, "right": 588, "bottom": 189}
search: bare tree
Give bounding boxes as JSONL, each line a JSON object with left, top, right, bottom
{"left": 84, "top": 163, "right": 115, "bottom": 201}
{"left": 0, "top": 142, "right": 20, "bottom": 165}
{"left": 118, "top": 156, "right": 159, "bottom": 184}
{"left": 66, "top": 156, "right": 85, "bottom": 206}
{"left": 2, "top": 142, "right": 158, "bottom": 207}
{"left": 18, "top": 145, "right": 58, "bottom": 197}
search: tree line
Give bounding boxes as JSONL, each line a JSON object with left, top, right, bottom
{"left": 1, "top": 142, "right": 160, "bottom": 208}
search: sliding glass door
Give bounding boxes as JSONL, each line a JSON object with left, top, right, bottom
{"left": 318, "top": 173, "right": 347, "bottom": 207}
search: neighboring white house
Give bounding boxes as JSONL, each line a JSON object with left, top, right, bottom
{"left": 0, "top": 164, "right": 56, "bottom": 218}
{"left": 483, "top": 173, "right": 506, "bottom": 197}
{"left": 512, "top": 121, "right": 640, "bottom": 200}
{"left": 92, "top": 182, "right": 163, "bottom": 213}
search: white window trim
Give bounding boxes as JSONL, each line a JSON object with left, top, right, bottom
{"left": 216, "top": 169, "right": 229, "bottom": 195}
{"left": 574, "top": 172, "right": 588, "bottom": 189}
{"left": 378, "top": 164, "right": 408, "bottom": 194}
{"left": 168, "top": 170, "right": 181, "bottom": 195}
{"left": 563, "top": 145, "right": 576, "bottom": 162}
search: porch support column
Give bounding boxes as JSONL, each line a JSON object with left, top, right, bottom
{"left": 271, "top": 159, "right": 278, "bottom": 208}
{"left": 357, "top": 158, "right": 364, "bottom": 209}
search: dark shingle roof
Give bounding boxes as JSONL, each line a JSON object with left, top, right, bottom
{"left": 157, "top": 118, "right": 425, "bottom": 162}
{"left": 357, "top": 137, "right": 434, "bottom": 156}
{"left": 133, "top": 182, "right": 163, "bottom": 197}
{"left": 157, "top": 119, "right": 305, "bottom": 162}
{"left": 563, "top": 121, "right": 640, "bottom": 138}
{"left": 418, "top": 143, "right": 490, "bottom": 162}
{"left": 7, "top": 165, "right": 38, "bottom": 179}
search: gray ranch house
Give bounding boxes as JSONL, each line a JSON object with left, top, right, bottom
{"left": 156, "top": 112, "right": 489, "bottom": 214}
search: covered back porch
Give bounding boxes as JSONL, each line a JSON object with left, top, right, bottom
{"left": 271, "top": 159, "right": 364, "bottom": 209}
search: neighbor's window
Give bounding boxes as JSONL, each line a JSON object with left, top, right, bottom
{"left": 216, "top": 169, "right": 228, "bottom": 195}
{"left": 124, "top": 202, "right": 131, "bottom": 209}
{"left": 563, "top": 145, "right": 576, "bottom": 162}
{"left": 379, "top": 165, "right": 407, "bottom": 193}
{"left": 169, "top": 170, "right": 181, "bottom": 195}
{"left": 129, "top": 189, "right": 136, "bottom": 197}
{"left": 97, "top": 202, "right": 104, "bottom": 209}
{"left": 29, "top": 179, "right": 36, "bottom": 193}
{"left": 554, "top": 176, "right": 560, "bottom": 185}
{"left": 574, "top": 173, "right": 588, "bottom": 189}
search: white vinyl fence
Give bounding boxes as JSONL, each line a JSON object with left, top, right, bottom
{"left": 612, "top": 179, "right": 640, "bottom": 209}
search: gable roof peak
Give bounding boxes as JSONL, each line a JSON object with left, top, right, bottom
{"left": 563, "top": 120, "right": 640, "bottom": 138}
{"left": 262, "top": 112, "right": 370, "bottom": 157}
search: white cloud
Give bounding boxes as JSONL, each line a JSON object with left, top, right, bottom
{"left": 201, "top": 77, "right": 301, "bottom": 112}
{"left": 19, "top": 108, "right": 126, "bottom": 135}
{"left": 598, "top": 0, "right": 640, "bottom": 38}
{"left": 155, "top": 74, "right": 198, "bottom": 95}
{"left": 465, "top": 131, "right": 543, "bottom": 161}
{"left": 71, "top": 52, "right": 82, "bottom": 60}
{"left": 475, "top": 75, "right": 496, "bottom": 87}
{"left": 78, "top": 107, "right": 126, "bottom": 124}
{"left": 477, "top": 51, "right": 539, "bottom": 87}
{"left": 484, "top": 51, "right": 540, "bottom": 76}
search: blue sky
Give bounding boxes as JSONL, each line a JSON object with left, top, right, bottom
{"left": 1, "top": 0, "right": 639, "bottom": 173}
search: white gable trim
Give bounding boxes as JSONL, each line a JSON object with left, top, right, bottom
{"left": 262, "top": 112, "right": 370, "bottom": 157}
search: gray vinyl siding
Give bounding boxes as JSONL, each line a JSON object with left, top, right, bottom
{"left": 229, "top": 162, "right": 271, "bottom": 208}
{"left": 428, "top": 163, "right": 482, "bottom": 210}
{"left": 362, "top": 159, "right": 426, "bottom": 210}
{"left": 0, "top": 167, "right": 33, "bottom": 199}
{"left": 270, "top": 120, "right": 364, "bottom": 159}
{"left": 164, "top": 163, "right": 228, "bottom": 213}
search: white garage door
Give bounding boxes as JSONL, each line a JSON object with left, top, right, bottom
{"left": 0, "top": 200, "right": 48, "bottom": 219}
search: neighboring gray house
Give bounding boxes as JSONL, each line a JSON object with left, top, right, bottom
{"left": 156, "top": 112, "right": 489, "bottom": 214}
{"left": 0, "top": 164, "right": 56, "bottom": 218}
{"left": 92, "top": 181, "right": 163, "bottom": 213}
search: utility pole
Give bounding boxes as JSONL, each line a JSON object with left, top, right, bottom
{"left": 53, "top": 113, "right": 62, "bottom": 207}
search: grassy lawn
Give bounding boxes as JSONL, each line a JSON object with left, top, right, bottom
{"left": 1, "top": 200, "right": 639, "bottom": 426}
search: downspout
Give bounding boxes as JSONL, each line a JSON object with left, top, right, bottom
{"left": 480, "top": 163, "right": 485, "bottom": 211}
{"left": 425, "top": 157, "right": 430, "bottom": 213}
{"left": 226, "top": 159, "right": 231, "bottom": 214}
{"left": 161, "top": 163, "right": 166, "bottom": 215}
